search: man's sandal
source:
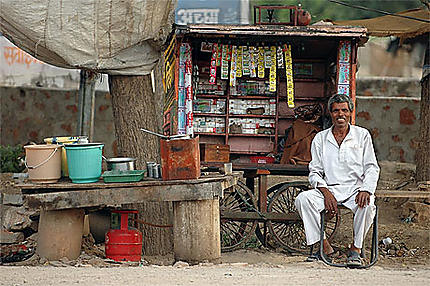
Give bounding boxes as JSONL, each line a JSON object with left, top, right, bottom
{"left": 346, "top": 250, "right": 363, "bottom": 267}
{"left": 306, "top": 252, "right": 333, "bottom": 263}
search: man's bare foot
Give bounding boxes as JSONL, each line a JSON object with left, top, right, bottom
{"left": 323, "top": 239, "right": 334, "bottom": 255}
{"left": 349, "top": 245, "right": 361, "bottom": 254}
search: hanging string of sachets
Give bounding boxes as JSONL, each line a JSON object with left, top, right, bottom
{"left": 180, "top": 42, "right": 296, "bottom": 107}
{"left": 284, "top": 44, "right": 294, "bottom": 108}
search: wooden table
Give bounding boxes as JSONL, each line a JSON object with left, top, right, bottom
{"left": 19, "top": 173, "right": 240, "bottom": 263}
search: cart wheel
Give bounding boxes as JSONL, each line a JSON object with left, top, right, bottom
{"left": 267, "top": 183, "right": 340, "bottom": 253}
{"left": 254, "top": 181, "right": 308, "bottom": 248}
{"left": 220, "top": 181, "right": 258, "bottom": 252}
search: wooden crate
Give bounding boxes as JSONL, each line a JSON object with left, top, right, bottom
{"left": 200, "top": 144, "right": 230, "bottom": 163}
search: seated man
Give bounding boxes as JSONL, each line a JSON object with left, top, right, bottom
{"left": 295, "top": 93, "right": 380, "bottom": 266}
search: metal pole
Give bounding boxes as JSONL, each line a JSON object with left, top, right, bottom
{"left": 77, "top": 70, "right": 97, "bottom": 141}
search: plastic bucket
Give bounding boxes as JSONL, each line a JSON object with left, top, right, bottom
{"left": 44, "top": 136, "right": 88, "bottom": 177}
{"left": 24, "top": 144, "right": 62, "bottom": 183}
{"left": 65, "top": 143, "right": 104, "bottom": 183}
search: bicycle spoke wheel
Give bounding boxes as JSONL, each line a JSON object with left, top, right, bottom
{"left": 254, "top": 181, "right": 308, "bottom": 247}
{"left": 267, "top": 183, "right": 340, "bottom": 253}
{"left": 220, "top": 181, "right": 258, "bottom": 252}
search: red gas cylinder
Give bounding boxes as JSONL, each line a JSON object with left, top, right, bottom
{"left": 105, "top": 210, "right": 143, "bottom": 262}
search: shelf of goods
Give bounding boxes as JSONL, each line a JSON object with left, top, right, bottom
{"left": 190, "top": 42, "right": 337, "bottom": 163}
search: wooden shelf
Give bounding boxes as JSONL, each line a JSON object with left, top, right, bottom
{"left": 294, "top": 58, "right": 326, "bottom": 63}
{"left": 195, "top": 132, "right": 226, "bottom": 136}
{"left": 229, "top": 133, "right": 275, "bottom": 137}
{"left": 196, "top": 94, "right": 227, "bottom": 99}
{"left": 229, "top": 95, "right": 276, "bottom": 99}
{"left": 229, "top": 150, "right": 259, "bottom": 155}
{"left": 278, "top": 96, "right": 325, "bottom": 101}
{"left": 294, "top": 78, "right": 324, "bottom": 82}
{"left": 278, "top": 115, "right": 294, "bottom": 119}
{"left": 194, "top": 113, "right": 226, "bottom": 117}
{"left": 229, "top": 114, "right": 274, "bottom": 119}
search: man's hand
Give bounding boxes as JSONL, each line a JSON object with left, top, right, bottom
{"left": 355, "top": 191, "right": 371, "bottom": 208}
{"left": 318, "top": 187, "right": 338, "bottom": 215}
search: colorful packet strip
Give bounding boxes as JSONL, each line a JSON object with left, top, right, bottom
{"left": 249, "top": 46, "right": 256, "bottom": 78}
{"left": 277, "top": 46, "right": 284, "bottom": 68}
{"left": 236, "top": 46, "right": 243, "bottom": 78}
{"left": 258, "top": 47, "right": 265, "bottom": 78}
{"left": 221, "top": 44, "right": 229, "bottom": 80}
{"left": 284, "top": 44, "right": 294, "bottom": 108}
{"left": 242, "top": 46, "right": 250, "bottom": 76}
{"left": 229, "top": 46, "right": 237, "bottom": 87}
{"left": 269, "top": 46, "right": 277, "bottom": 92}
{"left": 209, "top": 43, "right": 217, "bottom": 84}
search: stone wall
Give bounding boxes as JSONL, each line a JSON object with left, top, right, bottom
{"left": 355, "top": 77, "right": 421, "bottom": 163}
{"left": 0, "top": 87, "right": 117, "bottom": 157}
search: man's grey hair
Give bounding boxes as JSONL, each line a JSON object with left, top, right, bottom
{"left": 328, "top": 94, "right": 354, "bottom": 112}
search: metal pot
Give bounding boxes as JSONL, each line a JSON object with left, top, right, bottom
{"left": 106, "top": 157, "right": 136, "bottom": 171}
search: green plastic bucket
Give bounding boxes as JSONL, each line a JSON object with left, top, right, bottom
{"left": 65, "top": 143, "right": 104, "bottom": 183}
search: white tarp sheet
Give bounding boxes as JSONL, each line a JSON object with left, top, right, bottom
{"left": 0, "top": 0, "right": 176, "bottom": 75}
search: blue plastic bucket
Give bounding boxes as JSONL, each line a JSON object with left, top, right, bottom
{"left": 65, "top": 143, "right": 104, "bottom": 183}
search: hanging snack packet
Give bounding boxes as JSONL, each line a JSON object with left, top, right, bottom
{"left": 237, "top": 46, "right": 243, "bottom": 78}
{"left": 269, "top": 46, "right": 277, "bottom": 92}
{"left": 284, "top": 44, "right": 294, "bottom": 108}
{"left": 277, "top": 46, "right": 284, "bottom": 68}
{"left": 221, "top": 44, "right": 229, "bottom": 80}
{"left": 249, "top": 46, "right": 257, "bottom": 78}
{"left": 230, "top": 46, "right": 237, "bottom": 87}
{"left": 258, "top": 47, "right": 265, "bottom": 78}
{"left": 242, "top": 46, "right": 250, "bottom": 76}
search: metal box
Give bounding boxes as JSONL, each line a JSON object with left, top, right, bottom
{"left": 160, "top": 136, "right": 201, "bottom": 180}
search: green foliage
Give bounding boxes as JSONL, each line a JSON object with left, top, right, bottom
{"left": 0, "top": 145, "right": 25, "bottom": 173}
{"left": 250, "top": 0, "right": 423, "bottom": 23}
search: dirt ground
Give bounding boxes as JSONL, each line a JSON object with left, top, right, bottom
{"left": 1, "top": 161, "right": 429, "bottom": 285}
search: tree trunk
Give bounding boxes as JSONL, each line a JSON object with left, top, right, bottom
{"left": 109, "top": 62, "right": 174, "bottom": 256}
{"left": 416, "top": 34, "right": 430, "bottom": 182}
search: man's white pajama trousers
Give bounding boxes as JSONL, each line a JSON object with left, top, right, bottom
{"left": 294, "top": 189, "right": 376, "bottom": 249}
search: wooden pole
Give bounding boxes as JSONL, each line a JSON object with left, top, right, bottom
{"left": 77, "top": 70, "right": 97, "bottom": 141}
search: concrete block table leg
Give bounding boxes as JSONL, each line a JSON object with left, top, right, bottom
{"left": 173, "top": 199, "right": 220, "bottom": 263}
{"left": 37, "top": 208, "right": 85, "bottom": 260}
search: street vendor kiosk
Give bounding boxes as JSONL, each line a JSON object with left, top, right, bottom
{"left": 162, "top": 20, "right": 369, "bottom": 253}
{"left": 163, "top": 23, "right": 367, "bottom": 165}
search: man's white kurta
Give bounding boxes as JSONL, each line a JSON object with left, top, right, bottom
{"left": 308, "top": 125, "right": 380, "bottom": 202}
{"left": 295, "top": 124, "right": 380, "bottom": 248}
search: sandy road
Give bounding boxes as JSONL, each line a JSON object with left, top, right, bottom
{"left": 1, "top": 263, "right": 429, "bottom": 286}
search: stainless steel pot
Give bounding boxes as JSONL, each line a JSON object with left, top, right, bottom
{"left": 106, "top": 157, "right": 136, "bottom": 171}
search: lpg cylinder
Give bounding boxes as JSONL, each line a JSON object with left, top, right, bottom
{"left": 105, "top": 210, "right": 143, "bottom": 262}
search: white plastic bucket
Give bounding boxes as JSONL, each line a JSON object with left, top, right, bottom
{"left": 24, "top": 144, "right": 62, "bottom": 183}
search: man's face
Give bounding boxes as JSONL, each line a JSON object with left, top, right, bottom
{"left": 329, "top": 102, "right": 351, "bottom": 129}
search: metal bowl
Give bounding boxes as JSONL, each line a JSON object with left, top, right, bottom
{"left": 106, "top": 157, "right": 136, "bottom": 171}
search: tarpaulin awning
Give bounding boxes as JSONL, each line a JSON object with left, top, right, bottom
{"left": 0, "top": 0, "right": 177, "bottom": 75}
{"left": 331, "top": 7, "right": 430, "bottom": 40}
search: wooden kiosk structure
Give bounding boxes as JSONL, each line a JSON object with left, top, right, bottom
{"left": 162, "top": 22, "right": 369, "bottom": 253}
